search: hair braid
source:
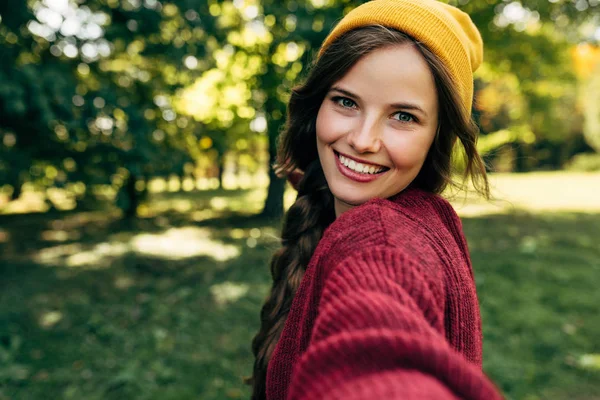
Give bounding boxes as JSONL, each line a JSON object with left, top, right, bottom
{"left": 245, "top": 161, "right": 334, "bottom": 400}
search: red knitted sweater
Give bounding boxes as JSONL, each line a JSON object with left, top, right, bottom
{"left": 265, "top": 188, "right": 503, "bottom": 399}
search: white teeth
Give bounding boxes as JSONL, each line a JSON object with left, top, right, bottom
{"left": 337, "top": 153, "right": 383, "bottom": 175}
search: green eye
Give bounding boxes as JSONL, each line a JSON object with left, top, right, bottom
{"left": 333, "top": 97, "right": 356, "bottom": 108}
{"left": 394, "top": 112, "right": 415, "bottom": 122}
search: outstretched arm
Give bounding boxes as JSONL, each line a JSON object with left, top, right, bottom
{"left": 287, "top": 246, "right": 503, "bottom": 400}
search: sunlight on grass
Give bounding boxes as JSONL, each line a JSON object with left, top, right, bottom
{"left": 114, "top": 274, "right": 136, "bottom": 290}
{"left": 66, "top": 242, "right": 129, "bottom": 267}
{"left": 222, "top": 175, "right": 239, "bottom": 190}
{"left": 40, "top": 229, "right": 81, "bottom": 242}
{"left": 195, "top": 178, "right": 221, "bottom": 190}
{"left": 489, "top": 172, "right": 600, "bottom": 212}
{"left": 33, "top": 227, "right": 242, "bottom": 268}
{"left": 181, "top": 178, "right": 196, "bottom": 192}
{"left": 58, "top": 211, "right": 118, "bottom": 229}
{"left": 148, "top": 178, "right": 168, "bottom": 193}
{"left": 35, "top": 242, "right": 129, "bottom": 268}
{"left": 138, "top": 199, "right": 195, "bottom": 216}
{"left": 143, "top": 187, "right": 268, "bottom": 217}
{"left": 210, "top": 197, "right": 229, "bottom": 210}
{"left": 229, "top": 229, "right": 246, "bottom": 239}
{"left": 221, "top": 188, "right": 269, "bottom": 213}
{"left": 577, "top": 354, "right": 600, "bottom": 371}
{"left": 448, "top": 172, "right": 600, "bottom": 216}
{"left": 131, "top": 227, "right": 241, "bottom": 261}
{"left": 2, "top": 171, "right": 598, "bottom": 217}
{"left": 38, "top": 311, "right": 63, "bottom": 329}
{"left": 172, "top": 199, "right": 193, "bottom": 213}
{"left": 209, "top": 282, "right": 251, "bottom": 306}
{"left": 34, "top": 243, "right": 83, "bottom": 265}
{"left": 40, "top": 230, "right": 69, "bottom": 242}
{"left": 191, "top": 209, "right": 218, "bottom": 221}
{"left": 147, "top": 176, "right": 254, "bottom": 194}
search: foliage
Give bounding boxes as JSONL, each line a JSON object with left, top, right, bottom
{"left": 1, "top": 0, "right": 600, "bottom": 215}
{"left": 463, "top": 0, "right": 587, "bottom": 170}
{"left": 0, "top": 0, "right": 221, "bottom": 208}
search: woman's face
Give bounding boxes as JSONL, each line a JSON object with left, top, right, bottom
{"left": 316, "top": 44, "right": 439, "bottom": 217}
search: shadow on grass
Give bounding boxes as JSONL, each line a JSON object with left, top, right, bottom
{"left": 1, "top": 202, "right": 599, "bottom": 400}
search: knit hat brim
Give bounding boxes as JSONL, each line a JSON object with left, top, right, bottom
{"left": 318, "top": 0, "right": 483, "bottom": 115}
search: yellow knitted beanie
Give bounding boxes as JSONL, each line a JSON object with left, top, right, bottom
{"left": 318, "top": 0, "right": 483, "bottom": 115}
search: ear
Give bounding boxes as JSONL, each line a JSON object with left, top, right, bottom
{"left": 286, "top": 169, "right": 304, "bottom": 191}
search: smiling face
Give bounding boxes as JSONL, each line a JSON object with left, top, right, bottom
{"left": 316, "top": 44, "right": 439, "bottom": 217}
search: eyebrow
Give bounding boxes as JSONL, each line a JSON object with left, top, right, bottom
{"left": 330, "top": 86, "right": 428, "bottom": 118}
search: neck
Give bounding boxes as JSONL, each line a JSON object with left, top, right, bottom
{"left": 334, "top": 198, "right": 355, "bottom": 218}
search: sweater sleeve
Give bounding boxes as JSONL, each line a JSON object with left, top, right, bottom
{"left": 286, "top": 246, "right": 503, "bottom": 400}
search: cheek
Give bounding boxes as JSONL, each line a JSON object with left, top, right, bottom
{"left": 315, "top": 107, "right": 329, "bottom": 158}
{"left": 316, "top": 105, "right": 343, "bottom": 144}
{"left": 315, "top": 107, "right": 329, "bottom": 142}
{"left": 385, "top": 133, "right": 435, "bottom": 167}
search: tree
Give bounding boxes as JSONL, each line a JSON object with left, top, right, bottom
{"left": 2, "top": 0, "right": 599, "bottom": 218}
{"left": 459, "top": 0, "right": 590, "bottom": 170}
{"left": 0, "top": 0, "right": 222, "bottom": 214}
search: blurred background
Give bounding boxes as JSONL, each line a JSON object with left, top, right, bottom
{"left": 0, "top": 0, "right": 599, "bottom": 399}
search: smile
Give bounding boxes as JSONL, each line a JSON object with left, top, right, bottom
{"left": 334, "top": 150, "right": 389, "bottom": 183}
{"left": 338, "top": 153, "right": 385, "bottom": 174}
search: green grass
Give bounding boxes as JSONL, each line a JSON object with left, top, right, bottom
{"left": 1, "top": 178, "right": 599, "bottom": 399}
{"left": 466, "top": 212, "right": 600, "bottom": 399}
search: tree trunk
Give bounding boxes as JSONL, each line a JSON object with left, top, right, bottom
{"left": 123, "top": 173, "right": 139, "bottom": 219}
{"left": 217, "top": 150, "right": 225, "bottom": 189}
{"left": 513, "top": 142, "right": 527, "bottom": 172}
{"left": 261, "top": 159, "right": 285, "bottom": 219}
{"left": 259, "top": 50, "right": 286, "bottom": 220}
{"left": 178, "top": 172, "right": 185, "bottom": 192}
{"left": 8, "top": 170, "right": 25, "bottom": 201}
{"left": 261, "top": 110, "right": 285, "bottom": 219}
{"left": 10, "top": 182, "right": 22, "bottom": 201}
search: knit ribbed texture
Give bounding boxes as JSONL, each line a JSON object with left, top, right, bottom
{"left": 318, "top": 0, "right": 483, "bottom": 116}
{"left": 265, "top": 188, "right": 503, "bottom": 399}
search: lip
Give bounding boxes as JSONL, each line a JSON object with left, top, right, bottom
{"left": 333, "top": 150, "right": 388, "bottom": 183}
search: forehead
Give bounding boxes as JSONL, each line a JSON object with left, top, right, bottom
{"left": 333, "top": 44, "right": 437, "bottom": 106}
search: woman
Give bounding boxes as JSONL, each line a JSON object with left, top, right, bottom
{"left": 247, "top": 0, "right": 503, "bottom": 399}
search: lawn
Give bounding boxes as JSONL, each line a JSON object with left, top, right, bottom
{"left": 1, "top": 172, "right": 599, "bottom": 400}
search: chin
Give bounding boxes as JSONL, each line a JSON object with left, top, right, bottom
{"left": 330, "top": 185, "right": 378, "bottom": 206}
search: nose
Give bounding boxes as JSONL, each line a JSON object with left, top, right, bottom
{"left": 347, "top": 116, "right": 382, "bottom": 153}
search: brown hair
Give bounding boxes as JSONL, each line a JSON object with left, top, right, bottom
{"left": 245, "top": 25, "right": 489, "bottom": 400}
